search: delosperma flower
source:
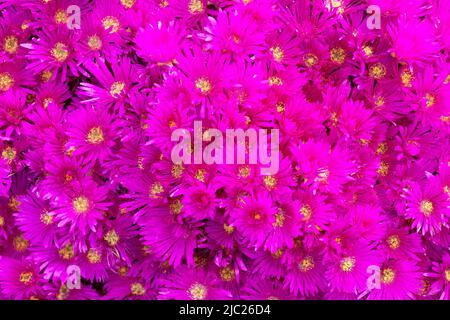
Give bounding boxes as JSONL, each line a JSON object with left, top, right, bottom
{"left": 0, "top": 0, "right": 449, "bottom": 301}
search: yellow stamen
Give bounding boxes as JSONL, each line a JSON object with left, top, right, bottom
{"left": 50, "top": 42, "right": 69, "bottom": 62}
{"left": 2, "top": 146, "right": 16, "bottom": 163}
{"left": 369, "top": 63, "right": 387, "bottom": 80}
{"left": 59, "top": 243, "right": 74, "bottom": 260}
{"left": 72, "top": 196, "right": 89, "bottom": 214}
{"left": 188, "top": 0, "right": 204, "bottom": 14}
{"left": 219, "top": 266, "right": 236, "bottom": 282}
{"left": 87, "top": 35, "right": 102, "bottom": 51}
{"left": 104, "top": 230, "right": 120, "bottom": 246}
{"left": 110, "top": 81, "right": 125, "bottom": 97}
{"left": 270, "top": 46, "right": 284, "bottom": 62}
{"left": 340, "top": 256, "right": 356, "bottom": 272}
{"left": 263, "top": 175, "right": 277, "bottom": 190}
{"left": 299, "top": 256, "right": 315, "bottom": 272}
{"left": 3, "top": 35, "right": 19, "bottom": 54}
{"left": 87, "top": 248, "right": 102, "bottom": 264}
{"left": 0, "top": 72, "right": 14, "bottom": 91}
{"left": 188, "top": 282, "right": 208, "bottom": 300}
{"left": 131, "top": 282, "right": 146, "bottom": 295}
{"left": 303, "top": 53, "right": 318, "bottom": 67}
{"left": 299, "top": 204, "right": 312, "bottom": 221}
{"left": 223, "top": 223, "right": 235, "bottom": 234}
{"left": 19, "top": 271, "right": 33, "bottom": 285}
{"left": 149, "top": 181, "right": 164, "bottom": 199}
{"left": 269, "top": 76, "right": 283, "bottom": 86}
{"left": 102, "top": 16, "right": 120, "bottom": 33}
{"left": 330, "top": 47, "right": 346, "bottom": 64}
{"left": 54, "top": 9, "right": 68, "bottom": 24}
{"left": 40, "top": 211, "right": 54, "bottom": 225}
{"left": 120, "top": 0, "right": 136, "bottom": 8}
{"left": 387, "top": 235, "right": 400, "bottom": 249}
{"left": 381, "top": 268, "right": 396, "bottom": 284}
{"left": 86, "top": 126, "right": 104, "bottom": 144}
{"left": 13, "top": 234, "right": 29, "bottom": 252}
{"left": 419, "top": 200, "right": 433, "bottom": 217}
{"left": 195, "top": 77, "right": 212, "bottom": 95}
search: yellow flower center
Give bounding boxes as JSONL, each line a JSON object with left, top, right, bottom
{"left": 188, "top": 0, "right": 204, "bottom": 14}
{"left": 268, "top": 76, "right": 283, "bottom": 86}
{"left": 263, "top": 175, "right": 277, "bottom": 190}
{"left": 376, "top": 142, "right": 388, "bottom": 155}
{"left": 171, "top": 164, "right": 184, "bottom": 178}
{"left": 223, "top": 223, "right": 235, "bottom": 234}
{"left": 194, "top": 168, "right": 206, "bottom": 182}
{"left": 273, "top": 208, "right": 285, "bottom": 227}
{"left": 252, "top": 211, "right": 262, "bottom": 220}
{"left": 271, "top": 248, "right": 284, "bottom": 259}
{"left": 0, "top": 216, "right": 4, "bottom": 227}
{"left": 4, "top": 35, "right": 19, "bottom": 54}
{"left": 219, "top": 266, "right": 236, "bottom": 282}
{"left": 41, "top": 70, "right": 53, "bottom": 82}
{"left": 401, "top": 69, "right": 414, "bottom": 87}
{"left": 54, "top": 9, "right": 68, "bottom": 24}
{"left": 369, "top": 63, "right": 387, "bottom": 80}
{"left": 362, "top": 45, "right": 373, "bottom": 57}
{"left": 195, "top": 77, "right": 212, "bottom": 95}
{"left": 188, "top": 282, "right": 208, "bottom": 300}
{"left": 330, "top": 47, "right": 346, "bottom": 64}
{"left": 276, "top": 101, "right": 285, "bottom": 113}
{"left": 40, "top": 211, "right": 54, "bottom": 225}
{"left": 87, "top": 248, "right": 102, "bottom": 264}
{"left": 72, "top": 196, "right": 89, "bottom": 214}
{"left": 149, "top": 181, "right": 164, "bottom": 199}
{"left": 118, "top": 266, "right": 129, "bottom": 276}
{"left": 131, "top": 282, "right": 146, "bottom": 295}
{"left": 340, "top": 256, "right": 356, "bottom": 272}
{"left": 160, "top": 0, "right": 169, "bottom": 7}
{"left": 43, "top": 97, "right": 53, "bottom": 109}
{"left": 59, "top": 243, "right": 75, "bottom": 260}
{"left": 419, "top": 200, "right": 433, "bottom": 217}
{"left": 377, "top": 161, "right": 389, "bottom": 176}
{"left": 381, "top": 268, "right": 396, "bottom": 284}
{"left": 86, "top": 126, "right": 104, "bottom": 144}
{"left": 8, "top": 196, "right": 21, "bottom": 211}
{"left": 51, "top": 42, "right": 69, "bottom": 62}
{"left": 169, "top": 198, "right": 183, "bottom": 215}
{"left": 238, "top": 165, "right": 251, "bottom": 178}
{"left": 424, "top": 93, "right": 435, "bottom": 108}
{"left": 104, "top": 230, "right": 120, "bottom": 246}
{"left": 387, "top": 235, "right": 400, "bottom": 249}
{"left": 299, "top": 204, "right": 312, "bottom": 221}
{"left": 445, "top": 269, "right": 450, "bottom": 282}
{"left": 303, "top": 53, "right": 318, "bottom": 67}
{"left": 19, "top": 271, "right": 34, "bottom": 285}
{"left": 2, "top": 146, "right": 16, "bottom": 163}
{"left": 110, "top": 81, "right": 125, "bottom": 97}
{"left": 299, "top": 256, "right": 315, "bottom": 272}
{"left": 87, "top": 35, "right": 102, "bottom": 51}
{"left": 0, "top": 72, "right": 14, "bottom": 91}
{"left": 13, "top": 234, "right": 29, "bottom": 252}
{"left": 102, "top": 16, "right": 120, "bottom": 33}
{"left": 270, "top": 46, "right": 284, "bottom": 62}
{"left": 120, "top": 0, "right": 136, "bottom": 8}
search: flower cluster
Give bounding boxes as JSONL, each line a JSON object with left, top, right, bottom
{"left": 0, "top": 0, "right": 449, "bottom": 300}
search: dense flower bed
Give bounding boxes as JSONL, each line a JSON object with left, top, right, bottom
{"left": 0, "top": 0, "right": 449, "bottom": 300}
